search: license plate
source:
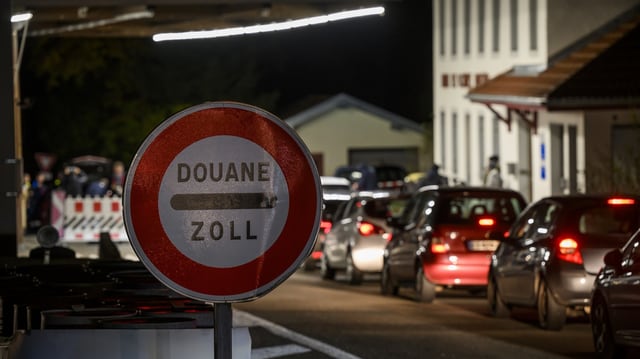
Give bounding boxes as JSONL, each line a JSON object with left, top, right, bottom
{"left": 467, "top": 240, "right": 500, "bottom": 252}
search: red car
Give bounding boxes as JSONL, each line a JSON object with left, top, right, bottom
{"left": 382, "top": 186, "right": 527, "bottom": 302}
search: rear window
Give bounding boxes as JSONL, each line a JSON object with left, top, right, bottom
{"left": 363, "top": 198, "right": 407, "bottom": 219}
{"left": 578, "top": 205, "right": 639, "bottom": 236}
{"left": 435, "top": 194, "right": 525, "bottom": 225}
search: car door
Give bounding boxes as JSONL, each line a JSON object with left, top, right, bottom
{"left": 607, "top": 231, "right": 640, "bottom": 338}
{"left": 387, "top": 192, "right": 433, "bottom": 281}
{"left": 495, "top": 200, "right": 557, "bottom": 305}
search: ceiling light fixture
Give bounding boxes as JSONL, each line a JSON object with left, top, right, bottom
{"left": 153, "top": 6, "right": 385, "bottom": 42}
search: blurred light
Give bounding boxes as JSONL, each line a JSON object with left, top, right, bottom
{"left": 608, "top": 198, "right": 635, "bottom": 205}
{"left": 154, "top": 6, "right": 385, "bottom": 42}
{"left": 11, "top": 12, "right": 32, "bottom": 23}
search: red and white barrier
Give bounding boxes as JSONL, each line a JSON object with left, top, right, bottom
{"left": 51, "top": 190, "right": 128, "bottom": 242}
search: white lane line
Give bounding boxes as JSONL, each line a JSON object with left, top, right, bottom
{"left": 251, "top": 344, "right": 311, "bottom": 359}
{"left": 234, "top": 310, "right": 363, "bottom": 359}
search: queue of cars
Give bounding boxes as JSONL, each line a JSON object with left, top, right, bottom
{"left": 311, "top": 177, "right": 640, "bottom": 354}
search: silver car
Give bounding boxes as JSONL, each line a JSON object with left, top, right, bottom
{"left": 321, "top": 191, "right": 406, "bottom": 284}
{"left": 488, "top": 195, "right": 640, "bottom": 330}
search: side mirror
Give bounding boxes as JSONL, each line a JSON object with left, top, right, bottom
{"left": 603, "top": 249, "right": 622, "bottom": 269}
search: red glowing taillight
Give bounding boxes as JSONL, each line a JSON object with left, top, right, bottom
{"left": 357, "top": 221, "right": 387, "bottom": 237}
{"left": 430, "top": 237, "right": 450, "bottom": 254}
{"left": 556, "top": 237, "right": 583, "bottom": 264}
{"left": 477, "top": 217, "right": 495, "bottom": 227}
{"left": 320, "top": 220, "right": 332, "bottom": 234}
{"left": 607, "top": 198, "right": 635, "bottom": 205}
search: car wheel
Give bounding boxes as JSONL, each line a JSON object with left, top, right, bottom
{"left": 320, "top": 253, "right": 335, "bottom": 280}
{"left": 415, "top": 265, "right": 436, "bottom": 303}
{"left": 487, "top": 274, "right": 510, "bottom": 318}
{"left": 591, "top": 294, "right": 625, "bottom": 359}
{"left": 381, "top": 263, "right": 398, "bottom": 296}
{"left": 345, "top": 253, "right": 363, "bottom": 285}
{"left": 537, "top": 280, "right": 566, "bottom": 330}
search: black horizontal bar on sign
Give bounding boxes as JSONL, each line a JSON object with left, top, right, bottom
{"left": 170, "top": 192, "right": 277, "bottom": 210}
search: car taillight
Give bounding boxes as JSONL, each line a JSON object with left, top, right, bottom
{"left": 430, "top": 237, "right": 450, "bottom": 254}
{"left": 608, "top": 198, "right": 635, "bottom": 205}
{"left": 477, "top": 217, "right": 495, "bottom": 227}
{"left": 358, "top": 221, "right": 386, "bottom": 237}
{"left": 556, "top": 237, "right": 583, "bottom": 264}
{"left": 320, "top": 220, "right": 332, "bottom": 234}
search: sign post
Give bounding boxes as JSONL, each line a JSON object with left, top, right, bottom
{"left": 123, "top": 102, "right": 322, "bottom": 358}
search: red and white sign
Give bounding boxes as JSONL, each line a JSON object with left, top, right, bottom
{"left": 123, "top": 102, "right": 321, "bottom": 302}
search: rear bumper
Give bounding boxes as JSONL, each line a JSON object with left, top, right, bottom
{"left": 546, "top": 269, "right": 595, "bottom": 306}
{"left": 422, "top": 252, "right": 492, "bottom": 286}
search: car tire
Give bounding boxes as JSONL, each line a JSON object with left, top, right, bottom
{"left": 591, "top": 294, "right": 626, "bottom": 359}
{"left": 345, "top": 253, "right": 363, "bottom": 285}
{"left": 415, "top": 265, "right": 436, "bottom": 303}
{"left": 537, "top": 280, "right": 566, "bottom": 330}
{"left": 487, "top": 274, "right": 510, "bottom": 318}
{"left": 381, "top": 263, "right": 398, "bottom": 296}
{"left": 320, "top": 253, "right": 336, "bottom": 280}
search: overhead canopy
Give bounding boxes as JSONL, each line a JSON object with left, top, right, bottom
{"left": 12, "top": 0, "right": 390, "bottom": 37}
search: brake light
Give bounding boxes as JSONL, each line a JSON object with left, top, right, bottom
{"left": 430, "top": 237, "right": 450, "bottom": 254}
{"left": 556, "top": 237, "right": 583, "bottom": 264}
{"left": 477, "top": 217, "right": 495, "bottom": 227}
{"left": 608, "top": 198, "right": 635, "bottom": 205}
{"left": 320, "top": 220, "right": 332, "bottom": 234}
{"left": 357, "top": 221, "right": 386, "bottom": 237}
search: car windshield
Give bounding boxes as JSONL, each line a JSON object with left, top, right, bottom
{"left": 436, "top": 194, "right": 524, "bottom": 225}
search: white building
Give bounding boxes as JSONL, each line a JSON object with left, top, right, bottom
{"left": 433, "top": 0, "right": 640, "bottom": 201}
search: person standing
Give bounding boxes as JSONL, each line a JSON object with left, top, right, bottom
{"left": 484, "top": 155, "right": 503, "bottom": 188}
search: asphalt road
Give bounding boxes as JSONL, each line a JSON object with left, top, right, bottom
{"left": 235, "top": 271, "right": 599, "bottom": 359}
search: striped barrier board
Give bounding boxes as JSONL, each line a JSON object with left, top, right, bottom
{"left": 51, "top": 190, "right": 128, "bottom": 242}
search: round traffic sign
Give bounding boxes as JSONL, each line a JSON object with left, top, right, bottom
{"left": 123, "top": 102, "right": 322, "bottom": 302}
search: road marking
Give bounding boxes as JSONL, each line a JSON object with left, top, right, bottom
{"left": 251, "top": 344, "right": 311, "bottom": 359}
{"left": 234, "top": 310, "right": 363, "bottom": 359}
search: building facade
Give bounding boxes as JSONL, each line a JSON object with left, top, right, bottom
{"left": 433, "top": 0, "right": 639, "bottom": 201}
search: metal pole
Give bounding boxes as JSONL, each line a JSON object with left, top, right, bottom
{"left": 214, "top": 302, "right": 233, "bottom": 359}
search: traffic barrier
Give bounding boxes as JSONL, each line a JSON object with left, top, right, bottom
{"left": 51, "top": 190, "right": 128, "bottom": 242}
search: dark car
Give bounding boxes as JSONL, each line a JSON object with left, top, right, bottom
{"left": 488, "top": 195, "right": 640, "bottom": 330}
{"left": 382, "top": 186, "right": 527, "bottom": 302}
{"left": 590, "top": 227, "right": 640, "bottom": 358}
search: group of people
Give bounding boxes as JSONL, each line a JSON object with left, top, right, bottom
{"left": 60, "top": 160, "right": 126, "bottom": 198}
{"left": 418, "top": 155, "right": 503, "bottom": 189}
{"left": 21, "top": 160, "right": 127, "bottom": 233}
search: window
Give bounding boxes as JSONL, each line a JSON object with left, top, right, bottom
{"left": 465, "top": 114, "right": 471, "bottom": 184}
{"left": 464, "top": 0, "right": 471, "bottom": 55}
{"left": 439, "top": 0, "right": 446, "bottom": 56}
{"left": 478, "top": 0, "right": 485, "bottom": 53}
{"left": 492, "top": 0, "right": 500, "bottom": 52}
{"left": 478, "top": 115, "right": 485, "bottom": 180}
{"left": 440, "top": 111, "right": 446, "bottom": 171}
{"left": 510, "top": 0, "right": 518, "bottom": 51}
{"left": 529, "top": 0, "right": 538, "bottom": 50}
{"left": 451, "top": 0, "right": 458, "bottom": 55}
{"left": 492, "top": 116, "right": 500, "bottom": 157}
{"left": 452, "top": 113, "right": 458, "bottom": 176}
